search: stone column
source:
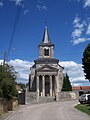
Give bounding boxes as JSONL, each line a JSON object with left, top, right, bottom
{"left": 55, "top": 75, "right": 59, "bottom": 101}
{"left": 42, "top": 75, "right": 45, "bottom": 96}
{"left": 37, "top": 75, "right": 39, "bottom": 96}
{"left": 50, "top": 75, "right": 52, "bottom": 96}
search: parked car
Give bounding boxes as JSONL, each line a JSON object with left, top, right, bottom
{"left": 87, "top": 95, "right": 90, "bottom": 105}
{"left": 78, "top": 94, "right": 90, "bottom": 104}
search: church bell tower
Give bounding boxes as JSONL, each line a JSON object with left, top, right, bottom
{"left": 38, "top": 26, "right": 54, "bottom": 58}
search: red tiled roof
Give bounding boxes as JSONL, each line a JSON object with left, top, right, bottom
{"left": 72, "top": 86, "right": 90, "bottom": 91}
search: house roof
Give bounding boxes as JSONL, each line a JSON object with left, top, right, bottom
{"left": 72, "top": 86, "right": 90, "bottom": 91}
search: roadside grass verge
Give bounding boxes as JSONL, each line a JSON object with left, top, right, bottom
{"left": 75, "top": 104, "right": 90, "bottom": 116}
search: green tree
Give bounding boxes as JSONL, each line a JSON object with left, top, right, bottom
{"left": 82, "top": 43, "right": 90, "bottom": 81}
{"left": 0, "top": 63, "right": 18, "bottom": 99}
{"left": 62, "top": 73, "right": 72, "bottom": 91}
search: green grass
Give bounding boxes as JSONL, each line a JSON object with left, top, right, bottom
{"left": 75, "top": 104, "right": 90, "bottom": 116}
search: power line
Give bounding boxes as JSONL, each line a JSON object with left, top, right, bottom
{"left": 7, "top": 5, "right": 22, "bottom": 61}
{"left": 7, "top": 0, "right": 38, "bottom": 61}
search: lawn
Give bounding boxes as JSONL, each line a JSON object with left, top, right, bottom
{"left": 75, "top": 104, "right": 90, "bottom": 116}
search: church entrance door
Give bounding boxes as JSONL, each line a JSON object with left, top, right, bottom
{"left": 45, "top": 75, "right": 50, "bottom": 96}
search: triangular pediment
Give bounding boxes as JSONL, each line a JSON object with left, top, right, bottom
{"left": 36, "top": 64, "right": 58, "bottom": 72}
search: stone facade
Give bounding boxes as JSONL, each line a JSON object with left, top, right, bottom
{"left": 28, "top": 26, "right": 64, "bottom": 103}
{"left": 57, "top": 91, "right": 79, "bottom": 101}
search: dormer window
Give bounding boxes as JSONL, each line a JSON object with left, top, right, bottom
{"left": 44, "top": 48, "right": 49, "bottom": 56}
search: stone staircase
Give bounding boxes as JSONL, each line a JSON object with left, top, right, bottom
{"left": 26, "top": 92, "right": 56, "bottom": 104}
{"left": 39, "top": 96, "right": 55, "bottom": 103}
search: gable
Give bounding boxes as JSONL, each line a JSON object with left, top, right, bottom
{"left": 36, "top": 64, "right": 58, "bottom": 72}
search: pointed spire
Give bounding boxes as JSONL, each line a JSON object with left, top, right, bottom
{"left": 42, "top": 26, "right": 51, "bottom": 43}
{"left": 39, "top": 26, "right": 54, "bottom": 46}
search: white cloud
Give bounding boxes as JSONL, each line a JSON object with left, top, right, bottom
{"left": 16, "top": 0, "right": 23, "bottom": 5}
{"left": 87, "top": 38, "right": 90, "bottom": 40}
{"left": 84, "top": 0, "right": 90, "bottom": 7}
{"left": 36, "top": 4, "right": 41, "bottom": 11}
{"left": 71, "top": 16, "right": 90, "bottom": 45}
{"left": 60, "top": 61, "right": 78, "bottom": 68}
{"left": 9, "top": 0, "right": 24, "bottom": 6}
{"left": 69, "top": 0, "right": 90, "bottom": 7}
{"left": 72, "top": 29, "right": 82, "bottom": 38}
{"left": 60, "top": 61, "right": 89, "bottom": 86}
{"left": 36, "top": 4, "right": 47, "bottom": 11}
{"left": 8, "top": 59, "right": 34, "bottom": 83}
{"left": 72, "top": 38, "right": 87, "bottom": 45}
{"left": 73, "top": 16, "right": 80, "bottom": 24}
{"left": 23, "top": 9, "right": 29, "bottom": 15}
{"left": 0, "top": 1, "right": 3, "bottom": 7}
{"left": 36, "top": 0, "right": 47, "bottom": 11}
{"left": 42, "top": 6, "right": 47, "bottom": 10}
{"left": 86, "top": 23, "right": 90, "bottom": 35}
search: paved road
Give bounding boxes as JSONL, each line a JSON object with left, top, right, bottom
{"left": 5, "top": 100, "right": 90, "bottom": 120}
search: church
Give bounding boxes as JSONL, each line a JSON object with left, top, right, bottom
{"left": 28, "top": 26, "right": 64, "bottom": 102}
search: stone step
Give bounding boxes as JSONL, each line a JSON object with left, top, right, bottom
{"left": 39, "top": 96, "right": 55, "bottom": 103}
{"left": 26, "top": 92, "right": 56, "bottom": 104}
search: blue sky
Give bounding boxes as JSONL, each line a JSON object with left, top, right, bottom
{"left": 0, "top": 0, "right": 90, "bottom": 86}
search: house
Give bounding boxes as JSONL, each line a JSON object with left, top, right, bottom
{"left": 72, "top": 86, "right": 90, "bottom": 95}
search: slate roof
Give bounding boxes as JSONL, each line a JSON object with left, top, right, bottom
{"left": 39, "top": 26, "right": 54, "bottom": 47}
{"left": 34, "top": 58, "right": 59, "bottom": 64}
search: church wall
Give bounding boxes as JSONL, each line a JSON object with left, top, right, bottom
{"left": 57, "top": 75, "right": 63, "bottom": 92}
{"left": 29, "top": 75, "right": 36, "bottom": 92}
{"left": 31, "top": 68, "right": 35, "bottom": 75}
{"left": 39, "top": 46, "right": 43, "bottom": 58}
{"left": 39, "top": 46, "right": 54, "bottom": 58}
{"left": 36, "top": 71, "right": 57, "bottom": 76}
{"left": 50, "top": 64, "right": 58, "bottom": 68}
{"left": 36, "top": 63, "right": 59, "bottom": 69}
{"left": 56, "top": 91, "right": 79, "bottom": 101}
{"left": 50, "top": 46, "right": 54, "bottom": 58}
{"left": 26, "top": 92, "right": 37, "bottom": 104}
{"left": 36, "top": 64, "right": 43, "bottom": 68}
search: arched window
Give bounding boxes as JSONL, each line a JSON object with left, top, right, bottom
{"left": 44, "top": 49, "right": 49, "bottom": 56}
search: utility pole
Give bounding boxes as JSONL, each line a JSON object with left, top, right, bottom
{"left": 3, "top": 51, "right": 6, "bottom": 65}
